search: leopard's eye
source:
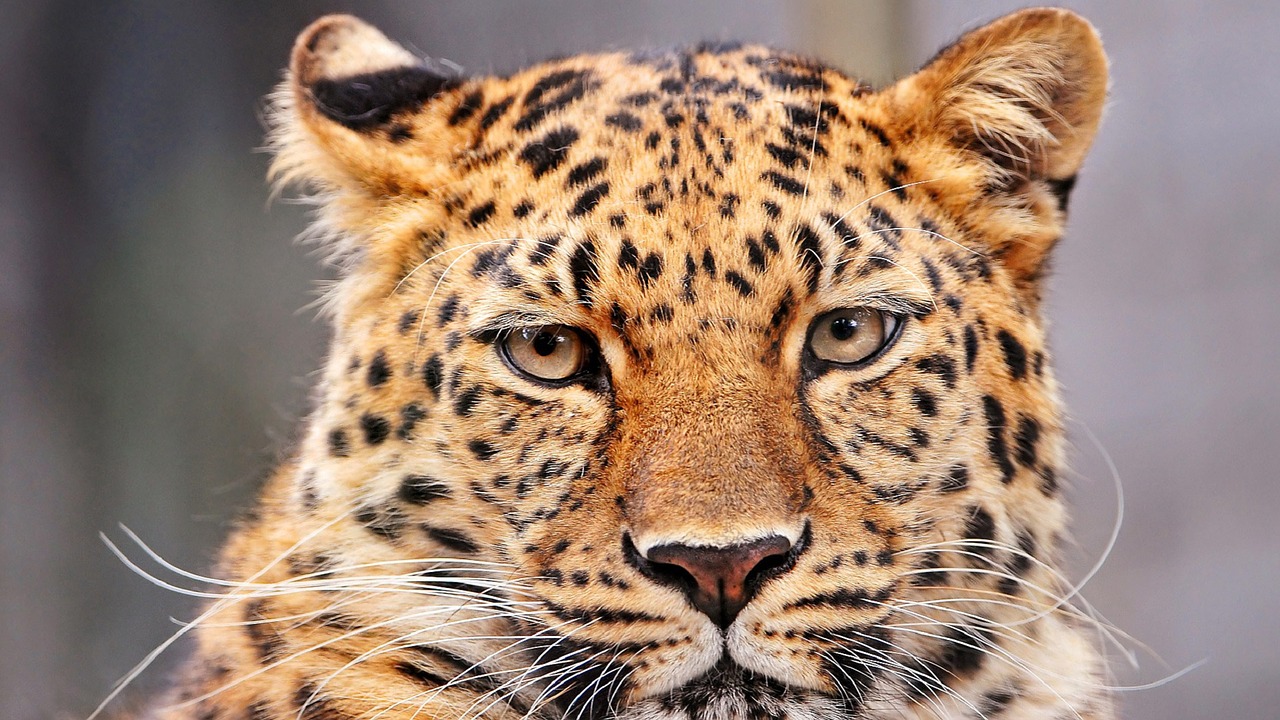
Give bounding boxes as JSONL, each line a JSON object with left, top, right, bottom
{"left": 808, "top": 308, "right": 901, "bottom": 366}
{"left": 501, "top": 326, "right": 588, "bottom": 382}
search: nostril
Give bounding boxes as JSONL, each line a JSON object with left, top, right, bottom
{"left": 647, "top": 559, "right": 698, "bottom": 592}
{"left": 744, "top": 550, "right": 788, "bottom": 586}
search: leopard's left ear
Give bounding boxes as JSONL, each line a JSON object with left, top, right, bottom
{"left": 892, "top": 7, "right": 1107, "bottom": 188}
{"left": 886, "top": 8, "right": 1107, "bottom": 285}
{"left": 269, "top": 15, "right": 465, "bottom": 199}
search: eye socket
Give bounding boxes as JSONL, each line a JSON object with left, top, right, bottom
{"left": 500, "top": 326, "right": 589, "bottom": 383}
{"left": 808, "top": 308, "right": 901, "bottom": 366}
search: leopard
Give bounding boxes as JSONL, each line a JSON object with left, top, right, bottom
{"left": 114, "top": 7, "right": 1116, "bottom": 720}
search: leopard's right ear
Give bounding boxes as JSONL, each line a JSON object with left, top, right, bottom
{"left": 268, "top": 15, "right": 465, "bottom": 198}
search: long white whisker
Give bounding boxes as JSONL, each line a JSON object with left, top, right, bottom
{"left": 87, "top": 514, "right": 348, "bottom": 720}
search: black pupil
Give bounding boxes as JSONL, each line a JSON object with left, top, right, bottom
{"left": 532, "top": 331, "right": 561, "bottom": 356}
{"left": 830, "top": 316, "right": 857, "bottom": 341}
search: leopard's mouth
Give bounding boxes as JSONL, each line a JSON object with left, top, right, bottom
{"left": 546, "top": 653, "right": 867, "bottom": 720}
{"left": 611, "top": 658, "right": 861, "bottom": 720}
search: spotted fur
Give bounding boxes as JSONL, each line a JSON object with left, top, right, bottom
{"left": 133, "top": 9, "right": 1113, "bottom": 720}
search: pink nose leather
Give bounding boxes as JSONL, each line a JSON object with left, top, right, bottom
{"left": 645, "top": 535, "right": 793, "bottom": 627}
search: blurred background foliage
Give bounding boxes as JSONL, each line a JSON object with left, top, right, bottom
{"left": 2, "top": 2, "right": 1277, "bottom": 719}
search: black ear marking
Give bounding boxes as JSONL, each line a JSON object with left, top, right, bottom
{"left": 1044, "top": 174, "right": 1078, "bottom": 213}
{"left": 291, "top": 15, "right": 463, "bottom": 132}
{"left": 310, "top": 66, "right": 462, "bottom": 131}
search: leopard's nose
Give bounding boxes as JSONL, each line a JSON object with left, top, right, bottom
{"left": 629, "top": 533, "right": 800, "bottom": 628}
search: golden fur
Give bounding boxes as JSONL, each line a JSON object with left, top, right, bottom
{"left": 121, "top": 8, "right": 1113, "bottom": 720}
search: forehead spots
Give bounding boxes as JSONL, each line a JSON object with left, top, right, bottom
{"left": 520, "top": 126, "right": 579, "bottom": 178}
{"left": 566, "top": 157, "right": 608, "bottom": 188}
{"left": 515, "top": 68, "right": 595, "bottom": 132}
{"left": 448, "top": 88, "right": 484, "bottom": 126}
{"left": 570, "top": 182, "right": 610, "bottom": 217}
{"left": 762, "top": 170, "right": 806, "bottom": 197}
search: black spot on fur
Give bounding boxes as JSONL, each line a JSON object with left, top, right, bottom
{"left": 367, "top": 351, "right": 391, "bottom": 387}
{"left": 724, "top": 270, "right": 754, "bottom": 297}
{"left": 941, "top": 465, "right": 969, "bottom": 493}
{"left": 618, "top": 239, "right": 639, "bottom": 271}
{"left": 530, "top": 234, "right": 562, "bottom": 265}
{"left": 858, "top": 118, "right": 892, "bottom": 147}
{"left": 865, "top": 204, "right": 902, "bottom": 247}
{"left": 400, "top": 475, "right": 450, "bottom": 505}
{"left": 519, "top": 126, "right": 579, "bottom": 178}
{"left": 766, "top": 142, "right": 802, "bottom": 169}
{"left": 422, "top": 355, "right": 444, "bottom": 398}
{"left": 356, "top": 503, "right": 406, "bottom": 540}
{"left": 1046, "top": 174, "right": 1078, "bottom": 213}
{"left": 468, "top": 439, "right": 497, "bottom": 461}
{"left": 243, "top": 600, "right": 284, "bottom": 662}
{"left": 1014, "top": 416, "right": 1041, "bottom": 467}
{"left": 437, "top": 295, "right": 460, "bottom": 326}
{"left": 1038, "top": 466, "right": 1059, "bottom": 495}
{"left": 964, "top": 506, "right": 996, "bottom": 545}
{"left": 454, "top": 386, "right": 482, "bottom": 417}
{"left": 795, "top": 223, "right": 823, "bottom": 294}
{"left": 963, "top": 325, "right": 979, "bottom": 372}
{"left": 745, "top": 236, "right": 768, "bottom": 272}
{"left": 398, "top": 309, "right": 420, "bottom": 334}
{"left": 360, "top": 413, "right": 391, "bottom": 445}
{"left": 915, "top": 354, "right": 958, "bottom": 388}
{"left": 328, "top": 429, "right": 350, "bottom": 458}
{"left": 425, "top": 526, "right": 479, "bottom": 554}
{"left": 480, "top": 95, "right": 515, "bottom": 129}
{"left": 515, "top": 69, "right": 592, "bottom": 132}
{"left": 910, "top": 387, "right": 937, "bottom": 417}
{"left": 466, "top": 201, "right": 496, "bottom": 228}
{"left": 700, "top": 249, "right": 717, "bottom": 277}
{"left": 387, "top": 123, "right": 413, "bottom": 143}
{"left": 982, "top": 395, "right": 1014, "bottom": 483}
{"left": 719, "top": 193, "right": 739, "bottom": 218}
{"left": 569, "top": 240, "right": 599, "bottom": 306}
{"left": 979, "top": 687, "right": 1018, "bottom": 716}
{"left": 999, "top": 531, "right": 1037, "bottom": 597}
{"left": 570, "top": 182, "right": 610, "bottom": 216}
{"left": 566, "top": 157, "right": 607, "bottom": 188}
{"left": 605, "top": 111, "right": 642, "bottom": 132}
{"left": 762, "top": 170, "right": 806, "bottom": 196}
{"left": 770, "top": 290, "right": 794, "bottom": 329}
{"left": 997, "top": 330, "right": 1028, "bottom": 380}
{"left": 449, "top": 88, "right": 484, "bottom": 126}
{"left": 395, "top": 660, "right": 450, "bottom": 688}
{"left": 822, "top": 212, "right": 859, "bottom": 251}
{"left": 787, "top": 587, "right": 873, "bottom": 611}
{"left": 935, "top": 626, "right": 991, "bottom": 679}
{"left": 761, "top": 68, "right": 828, "bottom": 92}
{"left": 921, "top": 258, "right": 943, "bottom": 293}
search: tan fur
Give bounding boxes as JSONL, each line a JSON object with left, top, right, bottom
{"left": 128, "top": 8, "right": 1114, "bottom": 720}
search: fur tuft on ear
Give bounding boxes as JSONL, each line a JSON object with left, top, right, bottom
{"left": 267, "top": 15, "right": 463, "bottom": 201}
{"left": 886, "top": 8, "right": 1107, "bottom": 295}
{"left": 265, "top": 15, "right": 473, "bottom": 309}
{"left": 894, "top": 8, "right": 1107, "bottom": 187}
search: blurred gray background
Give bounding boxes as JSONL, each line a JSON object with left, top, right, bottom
{"left": 2, "top": 2, "right": 1276, "bottom": 718}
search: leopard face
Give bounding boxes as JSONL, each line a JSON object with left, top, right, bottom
{"left": 150, "top": 9, "right": 1113, "bottom": 720}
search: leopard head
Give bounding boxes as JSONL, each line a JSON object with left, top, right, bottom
{"left": 233, "top": 9, "right": 1110, "bottom": 720}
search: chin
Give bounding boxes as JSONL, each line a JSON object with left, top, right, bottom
{"left": 615, "top": 662, "right": 855, "bottom": 720}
